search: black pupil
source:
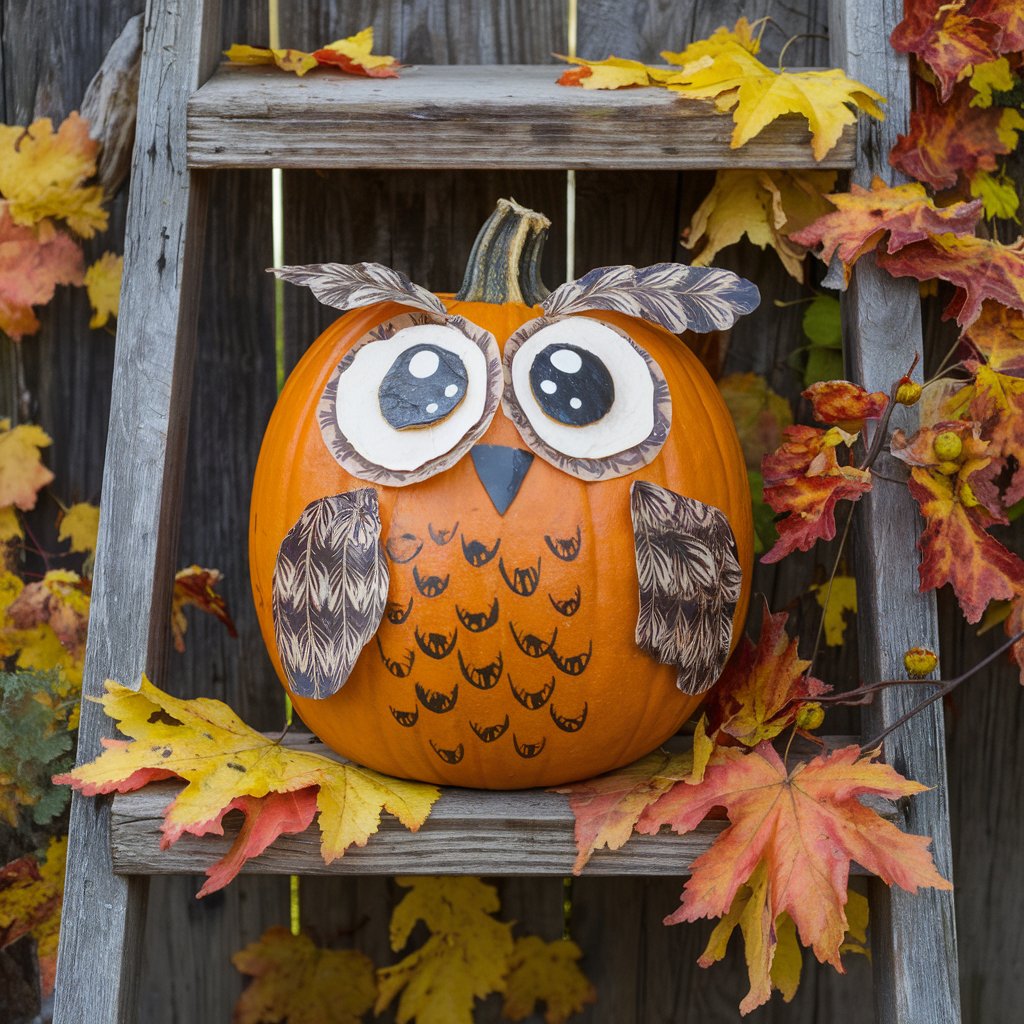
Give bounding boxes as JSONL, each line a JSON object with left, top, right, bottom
{"left": 528, "top": 343, "right": 614, "bottom": 426}
{"left": 378, "top": 343, "right": 468, "bottom": 430}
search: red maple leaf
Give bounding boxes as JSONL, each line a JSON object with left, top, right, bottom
{"left": 962, "top": 301, "right": 1024, "bottom": 374}
{"left": 760, "top": 425, "right": 872, "bottom": 563}
{"left": 971, "top": 0, "right": 1024, "bottom": 52}
{"left": 803, "top": 380, "right": 889, "bottom": 431}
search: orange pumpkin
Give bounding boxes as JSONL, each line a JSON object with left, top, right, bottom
{"left": 250, "top": 200, "right": 756, "bottom": 789}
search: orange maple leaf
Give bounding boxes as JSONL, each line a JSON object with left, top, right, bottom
{"left": 171, "top": 565, "right": 238, "bottom": 652}
{"left": 636, "top": 744, "right": 950, "bottom": 1010}
{"left": 788, "top": 177, "right": 981, "bottom": 281}
{"left": 703, "top": 602, "right": 829, "bottom": 747}
{"left": 803, "top": 380, "right": 889, "bottom": 432}
{"left": 312, "top": 28, "right": 401, "bottom": 78}
{"left": 0, "top": 209, "right": 84, "bottom": 340}
{"left": 889, "top": 81, "right": 1024, "bottom": 189}
{"left": 878, "top": 233, "right": 1024, "bottom": 327}
{"left": 892, "top": 422, "right": 1024, "bottom": 622}
{"left": 760, "top": 425, "right": 872, "bottom": 563}
{"left": 962, "top": 301, "right": 1024, "bottom": 374}
{"left": 890, "top": 0, "right": 1002, "bottom": 101}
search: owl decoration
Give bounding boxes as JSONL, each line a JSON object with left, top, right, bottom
{"left": 250, "top": 199, "right": 758, "bottom": 789}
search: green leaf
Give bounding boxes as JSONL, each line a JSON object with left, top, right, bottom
{"left": 801, "top": 295, "right": 844, "bottom": 386}
{"left": 748, "top": 470, "right": 778, "bottom": 556}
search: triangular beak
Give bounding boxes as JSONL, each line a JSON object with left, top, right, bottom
{"left": 470, "top": 445, "right": 534, "bottom": 516}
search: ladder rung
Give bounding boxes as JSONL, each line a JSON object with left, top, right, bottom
{"left": 187, "top": 64, "right": 857, "bottom": 171}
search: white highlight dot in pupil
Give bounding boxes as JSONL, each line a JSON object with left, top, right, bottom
{"left": 570, "top": 397, "right": 583, "bottom": 410}
{"left": 540, "top": 379, "right": 558, "bottom": 395}
{"left": 551, "top": 348, "right": 583, "bottom": 374}
{"left": 444, "top": 383, "right": 459, "bottom": 397}
{"left": 425, "top": 402, "right": 439, "bottom": 414}
{"left": 408, "top": 350, "right": 440, "bottom": 378}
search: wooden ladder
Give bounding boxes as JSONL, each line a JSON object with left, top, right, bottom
{"left": 52, "top": 1, "right": 961, "bottom": 1021}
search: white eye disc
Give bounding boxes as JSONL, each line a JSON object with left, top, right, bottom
{"left": 336, "top": 323, "right": 488, "bottom": 471}
{"left": 510, "top": 318, "right": 655, "bottom": 459}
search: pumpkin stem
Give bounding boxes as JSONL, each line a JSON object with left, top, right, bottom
{"left": 455, "top": 198, "right": 551, "bottom": 305}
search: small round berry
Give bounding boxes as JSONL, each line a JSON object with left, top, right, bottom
{"left": 904, "top": 646, "right": 938, "bottom": 679}
{"left": 933, "top": 430, "right": 963, "bottom": 462}
{"left": 795, "top": 702, "right": 825, "bottom": 732}
{"left": 895, "top": 380, "right": 922, "bottom": 406}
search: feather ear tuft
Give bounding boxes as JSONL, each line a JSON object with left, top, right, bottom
{"left": 270, "top": 262, "right": 446, "bottom": 316}
{"left": 541, "top": 263, "right": 760, "bottom": 333}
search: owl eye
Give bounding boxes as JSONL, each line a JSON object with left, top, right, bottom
{"left": 319, "top": 313, "right": 502, "bottom": 486}
{"left": 502, "top": 316, "right": 671, "bottom": 481}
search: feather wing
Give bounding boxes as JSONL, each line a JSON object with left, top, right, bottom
{"left": 270, "top": 262, "right": 445, "bottom": 316}
{"left": 272, "top": 489, "right": 389, "bottom": 699}
{"left": 541, "top": 263, "right": 760, "bottom": 333}
{"left": 630, "top": 480, "right": 743, "bottom": 694}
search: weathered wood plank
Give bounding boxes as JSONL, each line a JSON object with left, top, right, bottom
{"left": 829, "top": 1, "right": 960, "bottom": 1023}
{"left": 52, "top": 2, "right": 222, "bottom": 1022}
{"left": 187, "top": 64, "right": 857, "bottom": 170}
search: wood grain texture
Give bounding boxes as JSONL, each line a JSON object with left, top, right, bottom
{"left": 830, "top": 1, "right": 960, "bottom": 1022}
{"left": 188, "top": 64, "right": 856, "bottom": 171}
{"left": 52, "top": 2, "right": 222, "bottom": 1022}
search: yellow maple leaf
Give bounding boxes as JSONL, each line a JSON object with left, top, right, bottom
{"left": 55, "top": 677, "right": 440, "bottom": 894}
{"left": 83, "top": 251, "right": 122, "bottom": 328}
{"left": 232, "top": 926, "right": 377, "bottom": 1024}
{"left": 0, "top": 113, "right": 107, "bottom": 237}
{"left": 0, "top": 506, "right": 22, "bottom": 554}
{"left": 0, "top": 420, "right": 54, "bottom": 511}
{"left": 969, "top": 168, "right": 1020, "bottom": 222}
{"left": 556, "top": 54, "right": 657, "bottom": 89}
{"left": 662, "top": 16, "right": 763, "bottom": 66}
{"left": 58, "top": 501, "right": 99, "bottom": 557}
{"left": 313, "top": 28, "right": 401, "bottom": 78}
{"left": 502, "top": 936, "right": 596, "bottom": 1024}
{"left": 376, "top": 877, "right": 514, "bottom": 1024}
{"left": 686, "top": 169, "right": 836, "bottom": 279}
{"left": 969, "top": 57, "right": 1013, "bottom": 108}
{"left": 666, "top": 48, "right": 885, "bottom": 161}
{"left": 224, "top": 44, "right": 320, "bottom": 77}
{"left": 811, "top": 574, "right": 857, "bottom": 646}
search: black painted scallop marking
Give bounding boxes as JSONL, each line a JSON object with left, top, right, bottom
{"left": 548, "top": 586, "right": 581, "bottom": 617}
{"left": 544, "top": 525, "right": 582, "bottom": 562}
{"left": 461, "top": 535, "right": 501, "bottom": 567}
{"left": 390, "top": 706, "right": 419, "bottom": 728}
{"left": 414, "top": 626, "right": 458, "bottom": 659}
{"left": 430, "top": 740, "right": 464, "bottom": 765}
{"left": 512, "top": 734, "right": 547, "bottom": 759}
{"left": 509, "top": 622, "right": 557, "bottom": 658}
{"left": 386, "top": 533, "right": 423, "bottom": 564}
{"left": 412, "top": 565, "right": 450, "bottom": 598}
{"left": 428, "top": 521, "right": 459, "bottom": 546}
{"left": 379, "top": 343, "right": 468, "bottom": 430}
{"left": 509, "top": 674, "right": 555, "bottom": 710}
{"left": 376, "top": 637, "right": 415, "bottom": 678}
{"left": 456, "top": 597, "right": 499, "bottom": 633}
{"left": 458, "top": 649, "right": 503, "bottom": 690}
{"left": 499, "top": 557, "right": 541, "bottom": 597}
{"left": 415, "top": 681, "right": 459, "bottom": 713}
{"left": 385, "top": 596, "right": 413, "bottom": 625}
{"left": 549, "top": 639, "right": 593, "bottom": 676}
{"left": 470, "top": 715, "right": 510, "bottom": 743}
{"left": 550, "top": 701, "right": 588, "bottom": 733}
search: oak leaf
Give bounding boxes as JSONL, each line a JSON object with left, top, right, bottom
{"left": 636, "top": 744, "right": 950, "bottom": 1010}
{"left": 224, "top": 44, "right": 320, "bottom": 77}
{"left": 313, "top": 29, "right": 401, "bottom": 79}
{"left": 760, "top": 425, "right": 872, "bottom": 563}
{"left": 0, "top": 210, "right": 83, "bottom": 340}
{"left": 54, "top": 677, "right": 440, "bottom": 895}
{"left": 892, "top": 422, "right": 1024, "bottom": 621}
{"left": 878, "top": 233, "right": 1024, "bottom": 327}
{"left": 890, "top": 0, "right": 1001, "bottom": 101}
{"left": 890, "top": 82, "right": 1024, "bottom": 189}
{"left": 702, "top": 602, "right": 829, "bottom": 747}
{"left": 232, "top": 926, "right": 377, "bottom": 1024}
{"left": 556, "top": 55, "right": 656, "bottom": 90}
{"left": 376, "top": 876, "right": 514, "bottom": 1024}
{"left": 684, "top": 169, "right": 836, "bottom": 279}
{"left": 963, "top": 301, "right": 1024, "bottom": 373}
{"left": 502, "top": 936, "right": 596, "bottom": 1024}
{"left": 0, "top": 835, "right": 65, "bottom": 996}
{"left": 811, "top": 575, "right": 858, "bottom": 647}
{"left": 553, "top": 748, "right": 696, "bottom": 873}
{"left": 83, "top": 251, "right": 122, "bottom": 328}
{"left": 0, "top": 112, "right": 106, "bottom": 237}
{"left": 803, "top": 380, "right": 889, "bottom": 431}
{"left": 0, "top": 420, "right": 54, "bottom": 510}
{"left": 171, "top": 565, "right": 238, "bottom": 652}
{"left": 789, "top": 177, "right": 981, "bottom": 282}
{"left": 665, "top": 47, "right": 885, "bottom": 161}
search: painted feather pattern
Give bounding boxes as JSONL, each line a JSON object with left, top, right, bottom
{"left": 270, "top": 262, "right": 446, "bottom": 316}
{"left": 541, "top": 263, "right": 761, "bottom": 334}
{"left": 630, "top": 480, "right": 742, "bottom": 694}
{"left": 272, "top": 490, "right": 389, "bottom": 699}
